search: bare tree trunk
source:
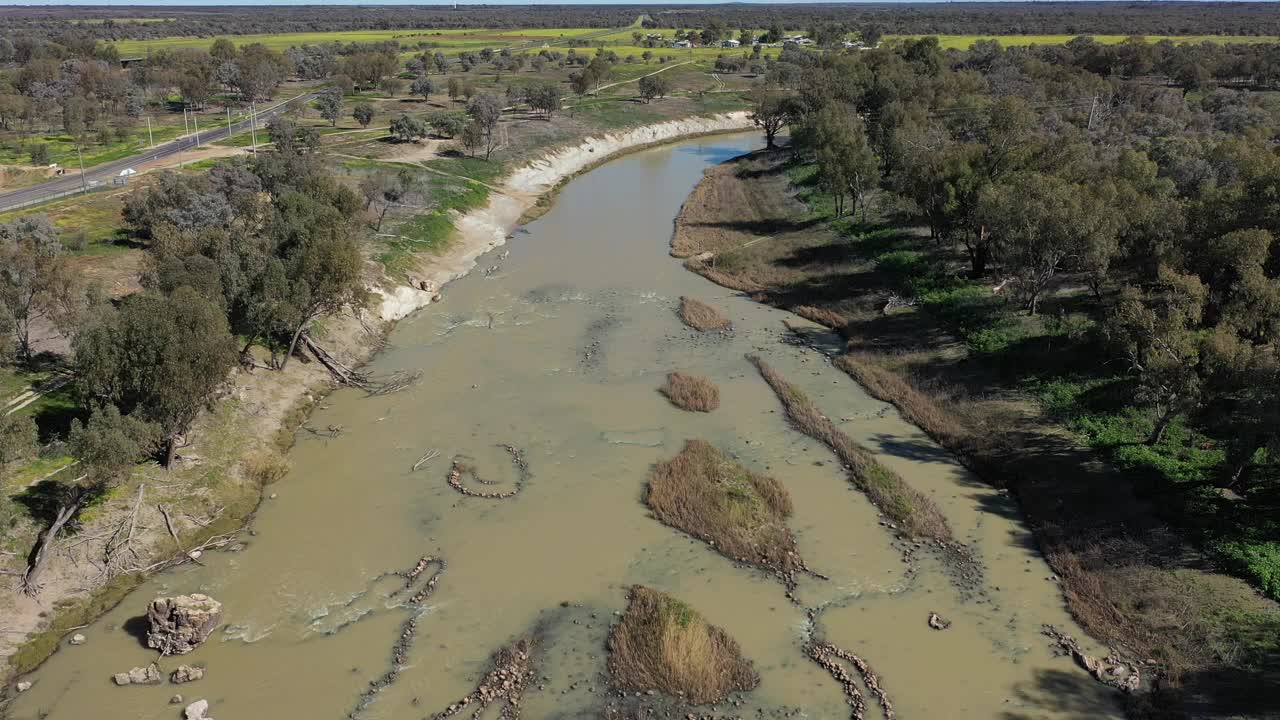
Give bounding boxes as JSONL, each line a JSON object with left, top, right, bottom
{"left": 164, "top": 432, "right": 179, "bottom": 469}
{"left": 23, "top": 496, "right": 82, "bottom": 596}
{"left": 280, "top": 315, "right": 313, "bottom": 371}
{"left": 1148, "top": 407, "right": 1176, "bottom": 446}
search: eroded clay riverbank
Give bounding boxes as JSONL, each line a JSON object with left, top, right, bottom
{"left": 6, "top": 135, "right": 1120, "bottom": 720}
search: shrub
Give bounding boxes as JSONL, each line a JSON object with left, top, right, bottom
{"left": 1216, "top": 542, "right": 1280, "bottom": 601}
{"left": 659, "top": 372, "right": 720, "bottom": 412}
{"left": 678, "top": 296, "right": 731, "bottom": 332}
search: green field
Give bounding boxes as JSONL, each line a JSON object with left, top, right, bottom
{"left": 110, "top": 26, "right": 1278, "bottom": 59}
{"left": 111, "top": 27, "right": 606, "bottom": 56}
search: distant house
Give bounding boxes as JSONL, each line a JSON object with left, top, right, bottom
{"left": 671, "top": 39, "right": 692, "bottom": 49}
{"left": 722, "top": 39, "right": 740, "bottom": 48}
{"left": 646, "top": 33, "right": 664, "bottom": 41}
{"left": 795, "top": 37, "right": 816, "bottom": 46}
{"left": 119, "top": 57, "right": 145, "bottom": 69}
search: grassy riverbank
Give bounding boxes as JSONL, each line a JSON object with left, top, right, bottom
{"left": 673, "top": 147, "right": 1280, "bottom": 715}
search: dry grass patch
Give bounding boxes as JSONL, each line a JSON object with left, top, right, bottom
{"left": 646, "top": 439, "right": 802, "bottom": 577}
{"left": 659, "top": 372, "right": 720, "bottom": 412}
{"left": 608, "top": 585, "right": 759, "bottom": 705}
{"left": 241, "top": 449, "right": 291, "bottom": 485}
{"left": 747, "top": 355, "right": 952, "bottom": 541}
{"left": 677, "top": 296, "right": 731, "bottom": 332}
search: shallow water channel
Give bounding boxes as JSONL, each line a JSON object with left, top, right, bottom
{"left": 10, "top": 134, "right": 1122, "bottom": 720}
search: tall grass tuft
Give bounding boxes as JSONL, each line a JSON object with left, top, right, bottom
{"left": 608, "top": 585, "right": 759, "bottom": 705}
{"left": 678, "top": 296, "right": 732, "bottom": 332}
{"left": 646, "top": 439, "right": 801, "bottom": 577}
{"left": 659, "top": 372, "right": 721, "bottom": 412}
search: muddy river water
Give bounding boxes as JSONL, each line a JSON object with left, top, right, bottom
{"left": 9, "top": 134, "right": 1122, "bottom": 720}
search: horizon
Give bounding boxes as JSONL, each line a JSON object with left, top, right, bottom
{"left": 5, "top": 0, "right": 1279, "bottom": 6}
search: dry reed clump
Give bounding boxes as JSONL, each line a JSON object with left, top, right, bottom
{"left": 659, "top": 372, "right": 721, "bottom": 412}
{"left": 791, "top": 305, "right": 849, "bottom": 334}
{"left": 677, "top": 296, "right": 732, "bottom": 332}
{"left": 834, "top": 353, "right": 982, "bottom": 462}
{"left": 242, "top": 449, "right": 291, "bottom": 485}
{"left": 608, "top": 585, "right": 759, "bottom": 705}
{"left": 645, "top": 439, "right": 801, "bottom": 576}
{"left": 746, "top": 355, "right": 952, "bottom": 541}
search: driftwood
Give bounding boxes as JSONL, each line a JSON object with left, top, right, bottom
{"left": 22, "top": 481, "right": 89, "bottom": 596}
{"left": 103, "top": 484, "right": 146, "bottom": 575}
{"left": 412, "top": 449, "right": 440, "bottom": 472}
{"left": 302, "top": 332, "right": 421, "bottom": 396}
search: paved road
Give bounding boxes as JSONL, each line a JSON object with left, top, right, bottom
{"left": 0, "top": 92, "right": 317, "bottom": 213}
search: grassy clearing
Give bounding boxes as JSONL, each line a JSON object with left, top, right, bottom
{"left": 747, "top": 355, "right": 952, "bottom": 541}
{"left": 608, "top": 585, "right": 759, "bottom": 705}
{"left": 111, "top": 27, "right": 606, "bottom": 56}
{"left": 658, "top": 372, "right": 720, "bottom": 412}
{"left": 677, "top": 296, "right": 731, "bottom": 332}
{"left": 646, "top": 439, "right": 799, "bottom": 577}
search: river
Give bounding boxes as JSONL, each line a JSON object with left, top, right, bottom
{"left": 7, "top": 133, "right": 1121, "bottom": 720}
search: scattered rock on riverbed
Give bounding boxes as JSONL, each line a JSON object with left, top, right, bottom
{"left": 69, "top": 633, "right": 86, "bottom": 645}
{"left": 113, "top": 663, "right": 162, "bottom": 686}
{"left": 16, "top": 681, "right": 31, "bottom": 692}
{"left": 170, "top": 665, "right": 205, "bottom": 684}
{"left": 927, "top": 612, "right": 951, "bottom": 630}
{"left": 184, "top": 698, "right": 212, "bottom": 720}
{"left": 146, "top": 594, "right": 222, "bottom": 656}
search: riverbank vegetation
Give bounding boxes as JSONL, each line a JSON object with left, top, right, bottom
{"left": 607, "top": 585, "right": 759, "bottom": 705}
{"left": 646, "top": 439, "right": 801, "bottom": 581}
{"left": 667, "top": 25, "right": 1280, "bottom": 714}
{"left": 658, "top": 372, "right": 720, "bottom": 412}
{"left": 747, "top": 355, "right": 952, "bottom": 541}
{"left": 677, "top": 296, "right": 731, "bottom": 332}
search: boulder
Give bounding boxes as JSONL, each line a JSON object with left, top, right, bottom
{"left": 927, "top": 612, "right": 951, "bottom": 630}
{"left": 184, "top": 699, "right": 209, "bottom": 720}
{"left": 112, "top": 663, "right": 162, "bottom": 686}
{"left": 69, "top": 633, "right": 86, "bottom": 645}
{"left": 16, "top": 681, "right": 32, "bottom": 692}
{"left": 146, "top": 594, "right": 222, "bottom": 656}
{"left": 170, "top": 665, "right": 205, "bottom": 684}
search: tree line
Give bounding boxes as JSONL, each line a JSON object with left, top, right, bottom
{"left": 752, "top": 33, "right": 1280, "bottom": 493}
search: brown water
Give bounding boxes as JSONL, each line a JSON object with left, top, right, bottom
{"left": 8, "top": 135, "right": 1122, "bottom": 720}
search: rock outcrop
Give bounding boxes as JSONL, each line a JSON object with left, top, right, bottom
{"left": 146, "top": 594, "right": 223, "bottom": 656}
{"left": 184, "top": 698, "right": 212, "bottom": 720}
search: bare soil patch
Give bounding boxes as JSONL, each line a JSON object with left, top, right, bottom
{"left": 658, "top": 372, "right": 719, "bottom": 412}
{"left": 607, "top": 585, "right": 758, "bottom": 705}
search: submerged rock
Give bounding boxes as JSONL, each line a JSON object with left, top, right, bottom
{"left": 113, "top": 663, "right": 162, "bottom": 686}
{"left": 170, "top": 665, "right": 205, "bottom": 684}
{"left": 146, "top": 594, "right": 223, "bottom": 656}
{"left": 927, "top": 612, "right": 951, "bottom": 630}
{"left": 69, "top": 633, "right": 86, "bottom": 645}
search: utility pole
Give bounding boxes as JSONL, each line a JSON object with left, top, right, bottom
{"left": 1086, "top": 94, "right": 1099, "bottom": 131}
{"left": 226, "top": 105, "right": 232, "bottom": 142}
{"left": 249, "top": 101, "right": 258, "bottom": 154}
{"left": 146, "top": 116, "right": 154, "bottom": 148}
{"left": 193, "top": 112, "right": 200, "bottom": 147}
{"left": 183, "top": 107, "right": 189, "bottom": 135}
{"left": 76, "top": 143, "right": 87, "bottom": 194}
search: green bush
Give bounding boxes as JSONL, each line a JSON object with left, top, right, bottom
{"left": 1216, "top": 541, "right": 1280, "bottom": 601}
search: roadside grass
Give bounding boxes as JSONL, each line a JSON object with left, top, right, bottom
{"left": 607, "top": 585, "right": 759, "bottom": 705}
{"left": 645, "top": 439, "right": 799, "bottom": 576}
{"left": 677, "top": 296, "right": 731, "bottom": 332}
{"left": 748, "top": 354, "right": 953, "bottom": 541}
{"left": 658, "top": 372, "right": 720, "bottom": 412}
{"left": 0, "top": 189, "right": 131, "bottom": 250}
